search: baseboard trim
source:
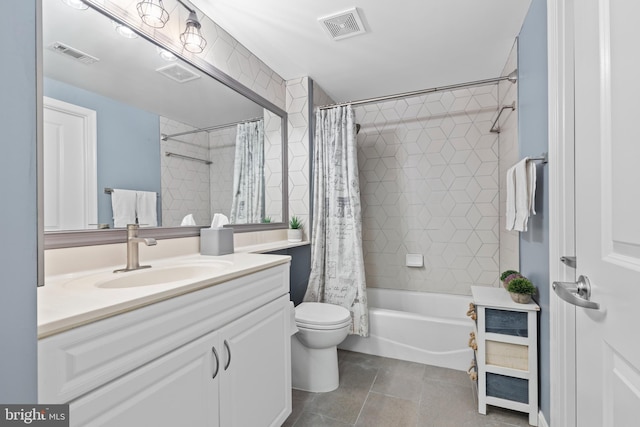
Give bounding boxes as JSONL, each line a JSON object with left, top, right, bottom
{"left": 538, "top": 410, "right": 550, "bottom": 427}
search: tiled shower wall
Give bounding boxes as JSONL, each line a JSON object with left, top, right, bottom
{"left": 160, "top": 116, "right": 211, "bottom": 226}
{"left": 356, "top": 86, "right": 501, "bottom": 295}
{"left": 498, "top": 41, "right": 520, "bottom": 274}
{"left": 208, "top": 127, "right": 236, "bottom": 220}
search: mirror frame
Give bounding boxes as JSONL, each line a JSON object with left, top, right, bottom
{"left": 43, "top": 0, "right": 289, "bottom": 249}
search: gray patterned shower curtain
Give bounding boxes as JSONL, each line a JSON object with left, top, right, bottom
{"left": 304, "top": 105, "right": 368, "bottom": 337}
{"left": 230, "top": 119, "right": 265, "bottom": 224}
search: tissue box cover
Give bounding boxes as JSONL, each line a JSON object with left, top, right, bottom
{"left": 200, "top": 228, "right": 234, "bottom": 256}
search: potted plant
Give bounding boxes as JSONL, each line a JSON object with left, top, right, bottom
{"left": 500, "top": 269, "right": 521, "bottom": 289}
{"left": 507, "top": 277, "right": 536, "bottom": 304}
{"left": 288, "top": 216, "right": 303, "bottom": 242}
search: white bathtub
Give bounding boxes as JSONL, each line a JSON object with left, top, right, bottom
{"left": 338, "top": 288, "right": 474, "bottom": 371}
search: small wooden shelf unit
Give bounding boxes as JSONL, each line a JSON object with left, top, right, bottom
{"left": 468, "top": 286, "right": 540, "bottom": 426}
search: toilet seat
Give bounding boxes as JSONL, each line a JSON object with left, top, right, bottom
{"left": 295, "top": 302, "right": 351, "bottom": 330}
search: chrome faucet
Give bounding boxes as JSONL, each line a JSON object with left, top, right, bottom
{"left": 114, "top": 224, "right": 157, "bottom": 273}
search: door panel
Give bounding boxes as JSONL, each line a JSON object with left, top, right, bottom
{"left": 43, "top": 97, "right": 97, "bottom": 230}
{"left": 574, "top": 0, "right": 640, "bottom": 425}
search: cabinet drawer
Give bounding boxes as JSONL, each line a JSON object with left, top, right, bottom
{"left": 486, "top": 373, "right": 528, "bottom": 404}
{"left": 485, "top": 341, "right": 528, "bottom": 371}
{"left": 485, "top": 309, "right": 528, "bottom": 337}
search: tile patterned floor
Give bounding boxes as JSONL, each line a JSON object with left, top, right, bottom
{"left": 283, "top": 350, "right": 530, "bottom": 427}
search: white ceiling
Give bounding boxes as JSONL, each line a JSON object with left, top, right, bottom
{"left": 191, "top": 0, "right": 532, "bottom": 103}
{"left": 43, "top": 0, "right": 262, "bottom": 129}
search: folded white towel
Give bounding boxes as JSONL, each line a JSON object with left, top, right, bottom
{"left": 136, "top": 191, "right": 157, "bottom": 227}
{"left": 505, "top": 164, "right": 517, "bottom": 231}
{"left": 528, "top": 160, "right": 537, "bottom": 215}
{"left": 111, "top": 189, "right": 137, "bottom": 228}
{"left": 514, "top": 158, "right": 530, "bottom": 232}
{"left": 181, "top": 214, "right": 196, "bottom": 226}
{"left": 505, "top": 157, "right": 538, "bottom": 232}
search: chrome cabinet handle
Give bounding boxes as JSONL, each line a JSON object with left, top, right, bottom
{"left": 211, "top": 346, "right": 220, "bottom": 379}
{"left": 552, "top": 275, "right": 600, "bottom": 309}
{"left": 224, "top": 340, "right": 231, "bottom": 370}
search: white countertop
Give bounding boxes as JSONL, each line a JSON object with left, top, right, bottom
{"left": 38, "top": 252, "right": 291, "bottom": 339}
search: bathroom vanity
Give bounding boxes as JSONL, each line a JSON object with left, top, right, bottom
{"left": 38, "top": 253, "right": 292, "bottom": 426}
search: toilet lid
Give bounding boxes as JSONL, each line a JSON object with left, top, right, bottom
{"left": 295, "top": 302, "right": 351, "bottom": 327}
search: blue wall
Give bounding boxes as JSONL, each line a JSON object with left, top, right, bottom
{"left": 0, "top": 0, "right": 38, "bottom": 403}
{"left": 518, "top": 0, "right": 549, "bottom": 422}
{"left": 44, "top": 78, "right": 162, "bottom": 227}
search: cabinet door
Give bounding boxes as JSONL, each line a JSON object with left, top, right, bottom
{"left": 219, "top": 295, "right": 291, "bottom": 427}
{"left": 70, "top": 330, "right": 221, "bottom": 427}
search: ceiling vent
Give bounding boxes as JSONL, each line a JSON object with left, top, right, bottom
{"left": 156, "top": 64, "right": 201, "bottom": 83}
{"left": 319, "top": 8, "right": 366, "bottom": 41}
{"left": 48, "top": 42, "right": 99, "bottom": 65}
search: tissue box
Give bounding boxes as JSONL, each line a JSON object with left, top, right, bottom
{"left": 200, "top": 228, "right": 234, "bottom": 256}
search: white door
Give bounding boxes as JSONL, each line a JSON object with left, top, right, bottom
{"left": 43, "top": 97, "right": 97, "bottom": 230}
{"left": 568, "top": 1, "right": 640, "bottom": 425}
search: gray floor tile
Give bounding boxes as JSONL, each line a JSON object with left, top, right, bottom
{"left": 371, "top": 359, "right": 426, "bottom": 402}
{"left": 293, "top": 411, "right": 353, "bottom": 427}
{"left": 355, "top": 392, "right": 418, "bottom": 427}
{"left": 283, "top": 390, "right": 318, "bottom": 427}
{"left": 289, "top": 351, "right": 531, "bottom": 427}
{"left": 423, "top": 363, "right": 472, "bottom": 388}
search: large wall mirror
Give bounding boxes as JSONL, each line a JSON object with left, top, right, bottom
{"left": 43, "top": 0, "right": 288, "bottom": 248}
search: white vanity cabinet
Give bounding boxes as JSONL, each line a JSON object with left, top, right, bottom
{"left": 39, "top": 263, "right": 292, "bottom": 427}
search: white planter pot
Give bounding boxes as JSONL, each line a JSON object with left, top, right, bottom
{"left": 287, "top": 229, "right": 303, "bottom": 242}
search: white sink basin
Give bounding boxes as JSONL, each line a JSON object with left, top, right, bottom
{"left": 63, "top": 261, "right": 234, "bottom": 290}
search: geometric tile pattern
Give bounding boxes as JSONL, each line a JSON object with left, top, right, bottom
{"left": 286, "top": 77, "right": 311, "bottom": 236}
{"left": 498, "top": 41, "right": 520, "bottom": 275}
{"left": 208, "top": 126, "right": 236, "bottom": 221}
{"left": 160, "top": 116, "right": 212, "bottom": 226}
{"left": 108, "top": 0, "right": 286, "bottom": 109}
{"left": 264, "top": 109, "right": 284, "bottom": 222}
{"left": 355, "top": 85, "right": 501, "bottom": 295}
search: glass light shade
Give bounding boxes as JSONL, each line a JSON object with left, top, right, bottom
{"left": 180, "top": 12, "right": 207, "bottom": 53}
{"left": 136, "top": 0, "right": 170, "bottom": 28}
{"left": 61, "top": 0, "right": 88, "bottom": 10}
{"left": 112, "top": 21, "right": 138, "bottom": 39}
{"left": 156, "top": 47, "right": 177, "bottom": 61}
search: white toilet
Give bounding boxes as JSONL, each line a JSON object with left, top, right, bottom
{"left": 291, "top": 302, "right": 352, "bottom": 392}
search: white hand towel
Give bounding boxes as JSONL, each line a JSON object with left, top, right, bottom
{"left": 136, "top": 191, "right": 157, "bottom": 227}
{"left": 111, "top": 189, "right": 137, "bottom": 228}
{"left": 514, "top": 157, "right": 530, "bottom": 232}
{"left": 527, "top": 160, "right": 537, "bottom": 215}
{"left": 505, "top": 164, "right": 517, "bottom": 231}
{"left": 181, "top": 214, "right": 196, "bottom": 226}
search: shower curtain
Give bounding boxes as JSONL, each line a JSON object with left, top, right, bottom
{"left": 304, "top": 105, "right": 368, "bottom": 337}
{"left": 230, "top": 120, "right": 265, "bottom": 223}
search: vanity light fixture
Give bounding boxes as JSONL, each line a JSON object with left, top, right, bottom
{"left": 112, "top": 20, "right": 139, "bottom": 39}
{"left": 177, "top": 1, "right": 207, "bottom": 53}
{"left": 61, "top": 0, "right": 88, "bottom": 10}
{"left": 136, "top": 0, "right": 170, "bottom": 28}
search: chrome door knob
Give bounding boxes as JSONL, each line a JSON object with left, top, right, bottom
{"left": 552, "top": 275, "right": 600, "bottom": 309}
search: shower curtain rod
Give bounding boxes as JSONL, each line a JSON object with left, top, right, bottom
{"left": 318, "top": 70, "right": 518, "bottom": 110}
{"left": 161, "top": 116, "right": 263, "bottom": 141}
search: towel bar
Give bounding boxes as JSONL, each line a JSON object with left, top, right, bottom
{"left": 490, "top": 101, "right": 516, "bottom": 133}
